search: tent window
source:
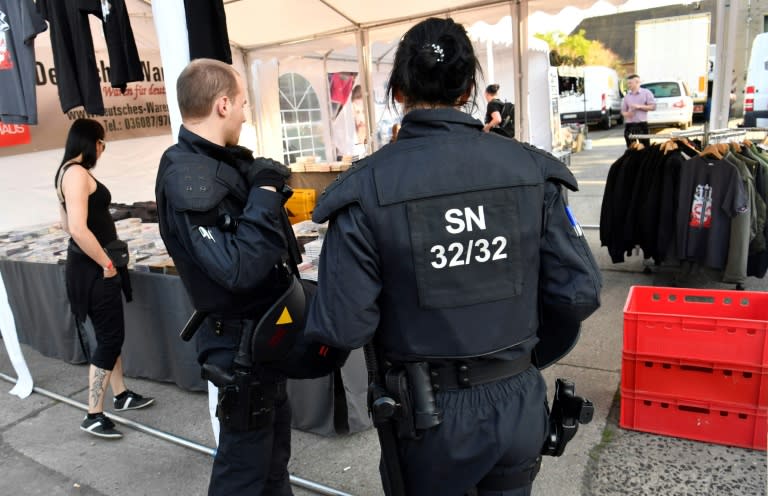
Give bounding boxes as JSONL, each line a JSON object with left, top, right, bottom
{"left": 279, "top": 73, "right": 326, "bottom": 165}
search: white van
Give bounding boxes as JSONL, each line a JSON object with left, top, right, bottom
{"left": 743, "top": 32, "right": 768, "bottom": 127}
{"left": 558, "top": 65, "right": 623, "bottom": 129}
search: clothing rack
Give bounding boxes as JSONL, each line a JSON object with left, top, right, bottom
{"left": 707, "top": 127, "right": 768, "bottom": 144}
{"left": 627, "top": 129, "right": 706, "bottom": 141}
{"left": 629, "top": 127, "right": 768, "bottom": 146}
{"left": 613, "top": 127, "right": 768, "bottom": 288}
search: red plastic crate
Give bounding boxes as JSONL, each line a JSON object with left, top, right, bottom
{"left": 623, "top": 286, "right": 768, "bottom": 367}
{"left": 620, "top": 388, "right": 767, "bottom": 450}
{"left": 622, "top": 352, "right": 768, "bottom": 408}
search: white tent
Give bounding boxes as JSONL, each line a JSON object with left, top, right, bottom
{"left": 0, "top": 0, "right": 739, "bottom": 232}
{"left": 157, "top": 0, "right": 642, "bottom": 151}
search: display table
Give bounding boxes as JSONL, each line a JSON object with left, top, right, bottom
{"left": 0, "top": 259, "right": 370, "bottom": 436}
{"left": 287, "top": 171, "right": 342, "bottom": 194}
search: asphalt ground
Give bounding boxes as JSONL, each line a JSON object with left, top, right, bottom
{"left": 1, "top": 124, "right": 766, "bottom": 495}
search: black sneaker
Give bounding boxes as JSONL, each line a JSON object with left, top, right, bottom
{"left": 80, "top": 413, "right": 123, "bottom": 439}
{"left": 113, "top": 390, "right": 155, "bottom": 411}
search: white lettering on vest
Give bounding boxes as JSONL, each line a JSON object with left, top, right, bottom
{"left": 445, "top": 206, "right": 486, "bottom": 234}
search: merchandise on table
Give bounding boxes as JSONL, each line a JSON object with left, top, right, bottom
{"left": 0, "top": 217, "right": 327, "bottom": 281}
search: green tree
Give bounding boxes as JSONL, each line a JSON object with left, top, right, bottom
{"left": 535, "top": 29, "right": 623, "bottom": 74}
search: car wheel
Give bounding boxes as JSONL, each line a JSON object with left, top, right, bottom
{"left": 600, "top": 110, "right": 612, "bottom": 130}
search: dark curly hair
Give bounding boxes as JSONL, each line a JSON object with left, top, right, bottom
{"left": 386, "top": 18, "right": 481, "bottom": 111}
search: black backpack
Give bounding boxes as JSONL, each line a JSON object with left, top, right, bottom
{"left": 498, "top": 101, "right": 515, "bottom": 138}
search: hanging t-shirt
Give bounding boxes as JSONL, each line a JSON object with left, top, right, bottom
{"left": 36, "top": 0, "right": 143, "bottom": 115}
{"left": 676, "top": 155, "right": 748, "bottom": 270}
{"left": 0, "top": 0, "right": 47, "bottom": 124}
{"left": 183, "top": 0, "right": 231, "bottom": 64}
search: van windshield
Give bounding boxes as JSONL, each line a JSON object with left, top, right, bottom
{"left": 641, "top": 82, "right": 682, "bottom": 98}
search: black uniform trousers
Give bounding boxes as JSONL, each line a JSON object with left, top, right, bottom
{"left": 200, "top": 321, "right": 293, "bottom": 496}
{"left": 211, "top": 388, "right": 292, "bottom": 496}
{"left": 624, "top": 122, "right": 651, "bottom": 148}
{"left": 388, "top": 366, "right": 548, "bottom": 496}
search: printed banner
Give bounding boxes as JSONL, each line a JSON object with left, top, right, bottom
{"left": 0, "top": 123, "right": 30, "bottom": 147}
{"left": 0, "top": 42, "right": 171, "bottom": 157}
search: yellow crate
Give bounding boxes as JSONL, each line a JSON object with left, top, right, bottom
{"left": 285, "top": 188, "right": 316, "bottom": 224}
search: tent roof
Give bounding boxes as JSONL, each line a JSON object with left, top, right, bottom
{"left": 219, "top": 0, "right": 644, "bottom": 50}
{"left": 133, "top": 0, "right": 679, "bottom": 59}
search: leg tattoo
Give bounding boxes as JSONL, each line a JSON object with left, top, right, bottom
{"left": 90, "top": 367, "right": 109, "bottom": 409}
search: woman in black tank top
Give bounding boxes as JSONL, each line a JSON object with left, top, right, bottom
{"left": 56, "top": 119, "right": 154, "bottom": 439}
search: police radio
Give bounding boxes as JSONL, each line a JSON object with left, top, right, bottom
{"left": 541, "top": 378, "right": 594, "bottom": 457}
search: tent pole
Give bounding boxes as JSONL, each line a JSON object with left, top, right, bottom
{"left": 709, "top": 0, "right": 737, "bottom": 131}
{"left": 487, "top": 39, "right": 495, "bottom": 85}
{"left": 243, "top": 50, "right": 268, "bottom": 157}
{"left": 323, "top": 50, "right": 337, "bottom": 161}
{"left": 150, "top": 0, "right": 190, "bottom": 142}
{"left": 356, "top": 29, "right": 377, "bottom": 156}
{"left": 511, "top": 0, "right": 529, "bottom": 142}
{"left": 241, "top": 48, "right": 263, "bottom": 156}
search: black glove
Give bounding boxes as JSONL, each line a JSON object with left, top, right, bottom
{"left": 237, "top": 157, "right": 291, "bottom": 190}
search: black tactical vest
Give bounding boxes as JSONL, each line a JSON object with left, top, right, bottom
{"left": 314, "top": 109, "right": 577, "bottom": 360}
{"left": 155, "top": 142, "right": 290, "bottom": 317}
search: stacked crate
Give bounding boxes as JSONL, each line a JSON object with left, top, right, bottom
{"left": 285, "top": 188, "right": 316, "bottom": 224}
{"left": 621, "top": 286, "right": 768, "bottom": 450}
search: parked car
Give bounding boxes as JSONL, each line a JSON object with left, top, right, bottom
{"left": 641, "top": 80, "right": 694, "bottom": 129}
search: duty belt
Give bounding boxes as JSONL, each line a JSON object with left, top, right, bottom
{"left": 429, "top": 354, "right": 531, "bottom": 391}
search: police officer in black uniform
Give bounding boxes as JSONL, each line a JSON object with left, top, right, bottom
{"left": 155, "top": 58, "right": 296, "bottom": 496}
{"left": 306, "top": 18, "right": 602, "bottom": 496}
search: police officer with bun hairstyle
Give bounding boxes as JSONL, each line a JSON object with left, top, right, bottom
{"left": 306, "top": 18, "right": 602, "bottom": 496}
{"left": 155, "top": 58, "right": 299, "bottom": 496}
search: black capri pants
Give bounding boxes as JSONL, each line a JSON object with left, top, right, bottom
{"left": 86, "top": 274, "right": 125, "bottom": 370}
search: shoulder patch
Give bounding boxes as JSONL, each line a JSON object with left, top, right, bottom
{"left": 312, "top": 159, "right": 371, "bottom": 223}
{"left": 521, "top": 143, "right": 578, "bottom": 192}
{"left": 520, "top": 142, "right": 560, "bottom": 162}
{"left": 161, "top": 151, "right": 241, "bottom": 212}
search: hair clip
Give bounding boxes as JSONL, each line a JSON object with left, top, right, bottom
{"left": 426, "top": 43, "right": 445, "bottom": 63}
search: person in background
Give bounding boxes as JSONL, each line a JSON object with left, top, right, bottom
{"left": 55, "top": 119, "right": 154, "bottom": 440}
{"left": 306, "top": 17, "right": 601, "bottom": 496}
{"left": 483, "top": 83, "right": 503, "bottom": 133}
{"left": 352, "top": 84, "right": 368, "bottom": 146}
{"left": 621, "top": 74, "right": 656, "bottom": 148}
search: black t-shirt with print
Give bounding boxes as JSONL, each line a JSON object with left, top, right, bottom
{"left": 676, "top": 155, "right": 748, "bottom": 270}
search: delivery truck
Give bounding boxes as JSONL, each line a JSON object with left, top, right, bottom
{"left": 635, "top": 13, "right": 710, "bottom": 120}
{"left": 743, "top": 32, "right": 768, "bottom": 127}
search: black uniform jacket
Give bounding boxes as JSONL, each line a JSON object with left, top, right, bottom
{"left": 306, "top": 108, "right": 602, "bottom": 365}
{"left": 155, "top": 126, "right": 292, "bottom": 319}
